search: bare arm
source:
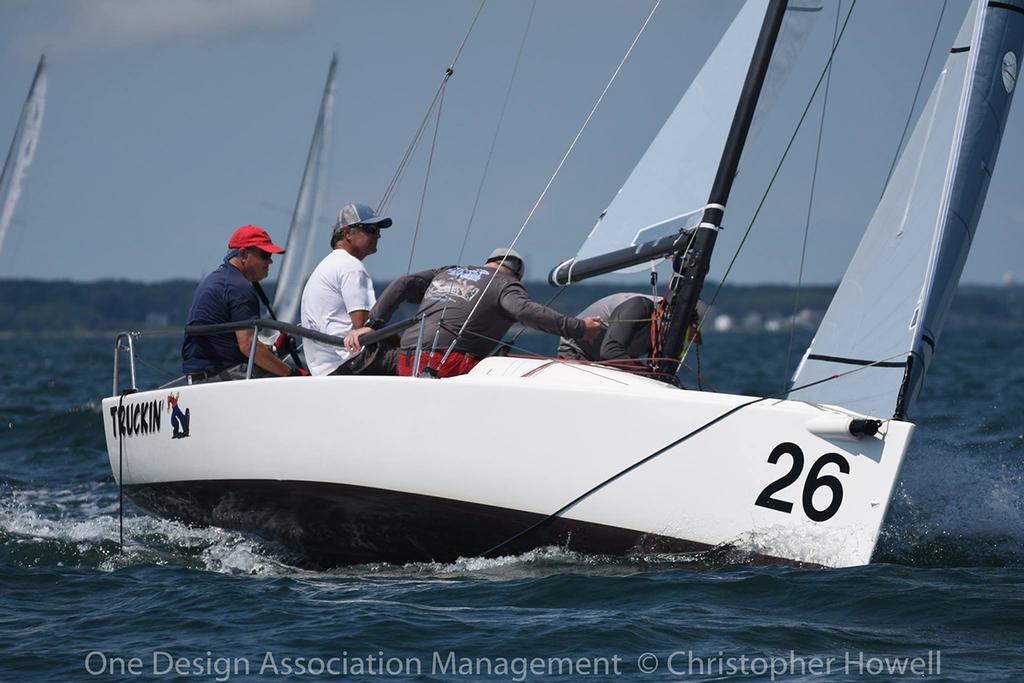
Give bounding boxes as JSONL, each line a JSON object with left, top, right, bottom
{"left": 236, "top": 329, "right": 293, "bottom": 377}
{"left": 350, "top": 310, "right": 369, "bottom": 328}
{"left": 344, "top": 311, "right": 371, "bottom": 352}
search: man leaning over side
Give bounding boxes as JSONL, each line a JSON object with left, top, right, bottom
{"left": 182, "top": 225, "right": 299, "bottom": 383}
{"left": 300, "top": 203, "right": 391, "bottom": 375}
{"left": 345, "top": 248, "right": 603, "bottom": 378}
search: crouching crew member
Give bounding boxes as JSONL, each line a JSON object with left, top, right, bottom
{"left": 558, "top": 293, "right": 706, "bottom": 367}
{"left": 182, "top": 225, "right": 302, "bottom": 383}
{"left": 345, "top": 248, "right": 602, "bottom": 378}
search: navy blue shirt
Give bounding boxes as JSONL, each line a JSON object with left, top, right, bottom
{"left": 181, "top": 263, "right": 260, "bottom": 374}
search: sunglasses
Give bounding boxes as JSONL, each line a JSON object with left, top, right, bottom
{"left": 247, "top": 248, "right": 272, "bottom": 261}
{"left": 355, "top": 225, "right": 381, "bottom": 236}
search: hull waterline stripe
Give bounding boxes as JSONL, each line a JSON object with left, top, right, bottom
{"left": 806, "top": 353, "right": 907, "bottom": 368}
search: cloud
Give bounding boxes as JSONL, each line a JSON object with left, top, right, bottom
{"left": 18, "top": 0, "right": 315, "bottom": 55}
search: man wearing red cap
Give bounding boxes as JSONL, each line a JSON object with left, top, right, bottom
{"left": 182, "top": 225, "right": 299, "bottom": 382}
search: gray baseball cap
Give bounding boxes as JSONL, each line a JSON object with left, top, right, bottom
{"left": 486, "top": 247, "right": 525, "bottom": 277}
{"left": 334, "top": 203, "right": 392, "bottom": 231}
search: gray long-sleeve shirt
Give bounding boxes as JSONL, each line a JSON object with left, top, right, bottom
{"left": 369, "top": 264, "right": 587, "bottom": 358}
{"left": 558, "top": 293, "right": 658, "bottom": 361}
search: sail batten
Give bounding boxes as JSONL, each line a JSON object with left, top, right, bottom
{"left": 791, "top": 0, "right": 1024, "bottom": 418}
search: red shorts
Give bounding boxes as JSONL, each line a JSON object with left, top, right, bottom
{"left": 397, "top": 351, "right": 480, "bottom": 378}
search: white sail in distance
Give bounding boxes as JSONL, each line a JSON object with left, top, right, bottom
{"left": 273, "top": 54, "right": 337, "bottom": 324}
{"left": 572, "top": 0, "right": 821, "bottom": 273}
{"left": 790, "top": 0, "right": 1024, "bottom": 418}
{"left": 0, "top": 55, "right": 47, "bottom": 259}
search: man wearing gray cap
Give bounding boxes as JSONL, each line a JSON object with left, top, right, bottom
{"left": 300, "top": 203, "right": 391, "bottom": 375}
{"left": 344, "top": 247, "right": 602, "bottom": 378}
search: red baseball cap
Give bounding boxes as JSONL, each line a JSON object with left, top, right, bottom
{"left": 228, "top": 225, "right": 285, "bottom": 253}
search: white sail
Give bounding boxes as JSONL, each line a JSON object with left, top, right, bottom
{"left": 273, "top": 54, "right": 337, "bottom": 324}
{"left": 791, "top": 0, "right": 1023, "bottom": 418}
{"left": 572, "top": 0, "right": 821, "bottom": 272}
{"left": 0, "top": 55, "right": 47, "bottom": 258}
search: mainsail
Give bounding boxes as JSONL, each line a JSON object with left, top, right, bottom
{"left": 0, "top": 55, "right": 47, "bottom": 258}
{"left": 273, "top": 54, "right": 337, "bottom": 324}
{"left": 790, "top": 0, "right": 1024, "bottom": 418}
{"left": 557, "top": 0, "right": 821, "bottom": 282}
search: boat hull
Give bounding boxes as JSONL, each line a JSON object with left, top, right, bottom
{"left": 124, "top": 478, "right": 718, "bottom": 567}
{"left": 104, "top": 358, "right": 914, "bottom": 568}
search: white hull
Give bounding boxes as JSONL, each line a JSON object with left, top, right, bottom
{"left": 103, "top": 358, "right": 912, "bottom": 568}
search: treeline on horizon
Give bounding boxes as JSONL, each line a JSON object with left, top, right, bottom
{"left": 1, "top": 278, "right": 1022, "bottom": 335}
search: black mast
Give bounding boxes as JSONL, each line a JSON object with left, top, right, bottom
{"left": 654, "top": 0, "right": 788, "bottom": 379}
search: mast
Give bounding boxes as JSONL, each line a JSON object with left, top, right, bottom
{"left": 654, "top": 0, "right": 788, "bottom": 378}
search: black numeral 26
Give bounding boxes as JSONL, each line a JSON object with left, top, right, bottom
{"left": 754, "top": 443, "right": 850, "bottom": 522}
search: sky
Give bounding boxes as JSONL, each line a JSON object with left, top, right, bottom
{"left": 0, "top": 0, "right": 1020, "bottom": 287}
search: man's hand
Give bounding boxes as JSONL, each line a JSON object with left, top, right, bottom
{"left": 581, "top": 316, "right": 603, "bottom": 342}
{"left": 345, "top": 327, "right": 373, "bottom": 353}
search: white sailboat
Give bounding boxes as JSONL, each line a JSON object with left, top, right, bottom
{"left": 0, "top": 55, "right": 47, "bottom": 260}
{"left": 103, "top": 0, "right": 1023, "bottom": 568}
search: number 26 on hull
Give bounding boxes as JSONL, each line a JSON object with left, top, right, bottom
{"left": 754, "top": 442, "right": 850, "bottom": 523}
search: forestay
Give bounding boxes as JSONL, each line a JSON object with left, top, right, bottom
{"left": 0, "top": 55, "right": 47, "bottom": 257}
{"left": 570, "top": 0, "right": 820, "bottom": 274}
{"left": 273, "top": 54, "right": 337, "bottom": 324}
{"left": 790, "top": 0, "right": 1024, "bottom": 418}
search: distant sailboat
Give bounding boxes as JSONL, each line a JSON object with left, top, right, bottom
{"left": 272, "top": 53, "right": 337, "bottom": 324}
{"left": 0, "top": 55, "right": 47, "bottom": 259}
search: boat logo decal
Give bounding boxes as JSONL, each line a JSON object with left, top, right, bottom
{"left": 167, "top": 393, "right": 191, "bottom": 439}
{"left": 109, "top": 398, "right": 163, "bottom": 439}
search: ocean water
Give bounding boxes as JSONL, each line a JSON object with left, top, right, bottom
{"left": 1, "top": 328, "right": 1022, "bottom": 682}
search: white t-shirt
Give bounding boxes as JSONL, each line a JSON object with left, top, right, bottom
{"left": 300, "top": 249, "right": 376, "bottom": 375}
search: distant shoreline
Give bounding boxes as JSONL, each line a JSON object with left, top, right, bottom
{"left": 2, "top": 278, "right": 1021, "bottom": 336}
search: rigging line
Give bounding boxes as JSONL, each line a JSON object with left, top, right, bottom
{"left": 377, "top": 2, "right": 484, "bottom": 215}
{"left": 442, "top": 0, "right": 664, "bottom": 363}
{"left": 405, "top": 80, "right": 449, "bottom": 274}
{"left": 691, "top": 0, "right": 859, "bottom": 359}
{"left": 378, "top": 74, "right": 449, "bottom": 216}
{"left": 458, "top": 0, "right": 537, "bottom": 264}
{"left": 479, "top": 345, "right": 908, "bottom": 560}
{"left": 881, "top": 0, "right": 948, "bottom": 193}
{"left": 784, "top": 0, "right": 841, "bottom": 393}
{"left": 117, "top": 391, "right": 128, "bottom": 552}
{"left": 131, "top": 353, "right": 181, "bottom": 383}
{"left": 428, "top": 2, "right": 535, "bottom": 347}
{"left": 448, "top": 0, "right": 488, "bottom": 72}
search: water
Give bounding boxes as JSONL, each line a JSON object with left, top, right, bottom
{"left": 2, "top": 329, "right": 1022, "bottom": 681}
